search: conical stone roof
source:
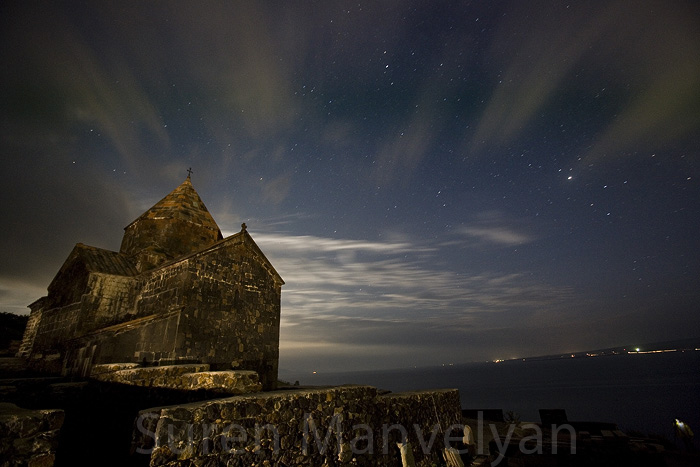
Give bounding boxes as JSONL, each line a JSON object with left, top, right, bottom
{"left": 130, "top": 175, "right": 221, "bottom": 234}
{"left": 120, "top": 175, "right": 223, "bottom": 271}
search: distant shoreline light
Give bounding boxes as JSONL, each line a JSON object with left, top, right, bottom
{"left": 492, "top": 347, "right": 698, "bottom": 364}
{"left": 627, "top": 348, "right": 685, "bottom": 355}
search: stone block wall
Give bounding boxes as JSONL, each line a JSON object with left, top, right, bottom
{"left": 90, "top": 362, "right": 141, "bottom": 376}
{"left": 121, "top": 217, "right": 222, "bottom": 273}
{"left": 128, "top": 236, "right": 282, "bottom": 390}
{"left": 23, "top": 302, "right": 81, "bottom": 374}
{"left": 63, "top": 310, "right": 183, "bottom": 377}
{"left": 0, "top": 403, "right": 64, "bottom": 467}
{"left": 133, "top": 385, "right": 461, "bottom": 467}
{"left": 92, "top": 364, "right": 208, "bottom": 387}
{"left": 75, "top": 273, "right": 140, "bottom": 334}
{"left": 16, "top": 301, "right": 44, "bottom": 358}
{"left": 136, "top": 262, "right": 188, "bottom": 318}
{"left": 179, "top": 371, "right": 262, "bottom": 394}
{"left": 31, "top": 304, "right": 81, "bottom": 352}
{"left": 102, "top": 310, "right": 183, "bottom": 363}
{"left": 22, "top": 272, "right": 139, "bottom": 367}
{"left": 169, "top": 236, "right": 282, "bottom": 389}
{"left": 91, "top": 364, "right": 262, "bottom": 394}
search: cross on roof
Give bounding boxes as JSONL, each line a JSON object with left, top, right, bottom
{"left": 186, "top": 167, "right": 193, "bottom": 178}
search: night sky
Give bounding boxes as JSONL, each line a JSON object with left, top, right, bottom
{"left": 2, "top": 1, "right": 699, "bottom": 373}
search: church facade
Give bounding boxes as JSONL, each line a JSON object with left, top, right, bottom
{"left": 18, "top": 175, "right": 283, "bottom": 389}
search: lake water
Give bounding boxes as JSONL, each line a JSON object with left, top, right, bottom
{"left": 284, "top": 351, "right": 700, "bottom": 442}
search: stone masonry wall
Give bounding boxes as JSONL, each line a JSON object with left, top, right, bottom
{"left": 22, "top": 272, "right": 139, "bottom": 367}
{"left": 121, "top": 217, "right": 222, "bottom": 273}
{"left": 0, "top": 403, "right": 64, "bottom": 467}
{"left": 134, "top": 386, "right": 461, "bottom": 467}
{"left": 136, "top": 262, "right": 189, "bottom": 318}
{"left": 90, "top": 364, "right": 263, "bottom": 394}
{"left": 177, "top": 236, "right": 281, "bottom": 389}
{"left": 32, "top": 303, "right": 80, "bottom": 351}
{"left": 82, "top": 311, "right": 183, "bottom": 367}
{"left": 16, "top": 300, "right": 44, "bottom": 358}
{"left": 75, "top": 273, "right": 140, "bottom": 334}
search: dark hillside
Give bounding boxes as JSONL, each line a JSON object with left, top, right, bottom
{"left": 0, "top": 312, "right": 28, "bottom": 355}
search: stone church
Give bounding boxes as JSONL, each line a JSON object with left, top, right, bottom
{"left": 18, "top": 174, "right": 283, "bottom": 389}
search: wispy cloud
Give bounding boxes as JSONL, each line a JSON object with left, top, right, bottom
{"left": 252, "top": 231, "right": 571, "bottom": 370}
{"left": 457, "top": 226, "right": 531, "bottom": 246}
{"left": 372, "top": 111, "right": 435, "bottom": 186}
{"left": 581, "top": 2, "right": 700, "bottom": 164}
{"left": 254, "top": 231, "right": 561, "bottom": 317}
{"left": 450, "top": 211, "right": 535, "bottom": 247}
{"left": 2, "top": 3, "right": 169, "bottom": 173}
{"left": 466, "top": 1, "right": 617, "bottom": 155}
{"left": 254, "top": 233, "right": 431, "bottom": 255}
{"left": 465, "top": 0, "right": 700, "bottom": 165}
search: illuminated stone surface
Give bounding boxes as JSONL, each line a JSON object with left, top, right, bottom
{"left": 18, "top": 176, "right": 283, "bottom": 390}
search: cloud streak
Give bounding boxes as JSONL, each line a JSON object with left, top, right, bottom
{"left": 464, "top": 0, "right": 700, "bottom": 166}
{"left": 457, "top": 226, "right": 532, "bottom": 246}
{"left": 467, "top": 1, "right": 617, "bottom": 154}
{"left": 2, "top": 3, "right": 169, "bottom": 173}
{"left": 253, "top": 231, "right": 572, "bottom": 370}
{"left": 581, "top": 1, "right": 700, "bottom": 163}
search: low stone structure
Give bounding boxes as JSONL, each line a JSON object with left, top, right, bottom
{"left": 0, "top": 403, "right": 64, "bottom": 467}
{"left": 91, "top": 363, "right": 262, "bottom": 394}
{"left": 134, "top": 385, "right": 462, "bottom": 467}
